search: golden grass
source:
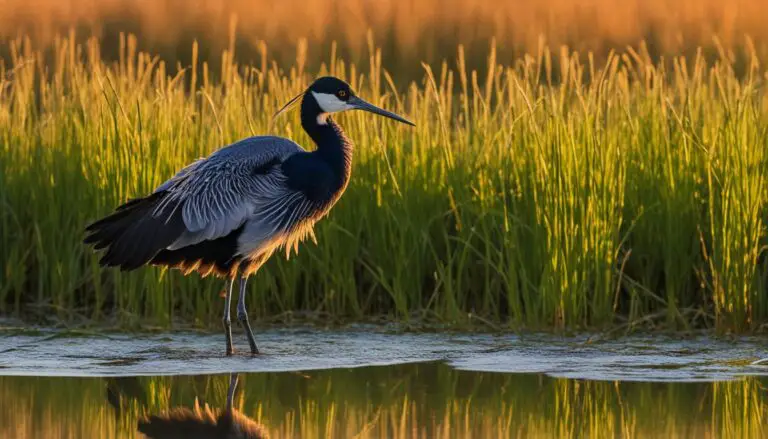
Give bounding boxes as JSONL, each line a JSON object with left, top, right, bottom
{"left": 1, "top": 0, "right": 768, "bottom": 76}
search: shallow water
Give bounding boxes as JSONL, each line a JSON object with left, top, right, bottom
{"left": 1, "top": 328, "right": 768, "bottom": 438}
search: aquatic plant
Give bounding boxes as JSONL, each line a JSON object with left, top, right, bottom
{"left": 1, "top": 35, "right": 767, "bottom": 330}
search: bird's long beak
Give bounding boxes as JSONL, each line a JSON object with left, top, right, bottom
{"left": 348, "top": 95, "right": 415, "bottom": 126}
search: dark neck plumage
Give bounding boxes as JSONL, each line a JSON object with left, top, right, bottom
{"left": 300, "top": 95, "right": 354, "bottom": 190}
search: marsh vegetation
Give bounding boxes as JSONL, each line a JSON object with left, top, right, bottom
{"left": 1, "top": 2, "right": 768, "bottom": 331}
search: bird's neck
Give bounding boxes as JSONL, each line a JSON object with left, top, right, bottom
{"left": 301, "top": 97, "right": 354, "bottom": 186}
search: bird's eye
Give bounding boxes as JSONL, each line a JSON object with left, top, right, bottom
{"left": 337, "top": 90, "right": 347, "bottom": 99}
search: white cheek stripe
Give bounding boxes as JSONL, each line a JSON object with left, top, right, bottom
{"left": 311, "top": 91, "right": 351, "bottom": 114}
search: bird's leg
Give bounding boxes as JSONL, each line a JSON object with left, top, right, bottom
{"left": 226, "top": 373, "right": 239, "bottom": 412}
{"left": 223, "top": 277, "right": 235, "bottom": 356}
{"left": 236, "top": 276, "right": 260, "bottom": 355}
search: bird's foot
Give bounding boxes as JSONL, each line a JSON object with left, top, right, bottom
{"left": 222, "top": 317, "right": 234, "bottom": 356}
{"left": 237, "top": 311, "right": 260, "bottom": 355}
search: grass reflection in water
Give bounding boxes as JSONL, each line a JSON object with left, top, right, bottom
{"left": 0, "top": 362, "right": 766, "bottom": 438}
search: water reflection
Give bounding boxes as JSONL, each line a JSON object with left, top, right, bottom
{"left": 0, "top": 362, "right": 766, "bottom": 438}
{"left": 109, "top": 374, "right": 267, "bottom": 438}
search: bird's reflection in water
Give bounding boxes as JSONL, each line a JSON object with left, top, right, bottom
{"left": 108, "top": 373, "right": 268, "bottom": 439}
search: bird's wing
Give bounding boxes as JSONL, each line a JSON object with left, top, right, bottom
{"left": 154, "top": 136, "right": 306, "bottom": 249}
{"left": 153, "top": 158, "right": 206, "bottom": 193}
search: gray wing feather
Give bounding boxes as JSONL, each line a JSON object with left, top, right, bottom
{"left": 238, "top": 187, "right": 317, "bottom": 258}
{"left": 153, "top": 158, "right": 206, "bottom": 193}
{"left": 152, "top": 136, "right": 306, "bottom": 250}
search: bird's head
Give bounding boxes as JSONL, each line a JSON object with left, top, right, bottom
{"left": 274, "top": 76, "right": 415, "bottom": 127}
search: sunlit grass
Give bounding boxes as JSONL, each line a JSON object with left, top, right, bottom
{"left": 1, "top": 0, "right": 768, "bottom": 82}
{"left": 1, "top": 34, "right": 768, "bottom": 330}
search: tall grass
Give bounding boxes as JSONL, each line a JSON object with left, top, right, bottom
{"left": 1, "top": 34, "right": 768, "bottom": 330}
{"left": 1, "top": 0, "right": 768, "bottom": 82}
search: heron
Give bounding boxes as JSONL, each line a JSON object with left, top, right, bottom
{"left": 84, "top": 76, "right": 414, "bottom": 355}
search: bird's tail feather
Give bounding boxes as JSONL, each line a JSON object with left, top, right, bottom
{"left": 84, "top": 192, "right": 186, "bottom": 271}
